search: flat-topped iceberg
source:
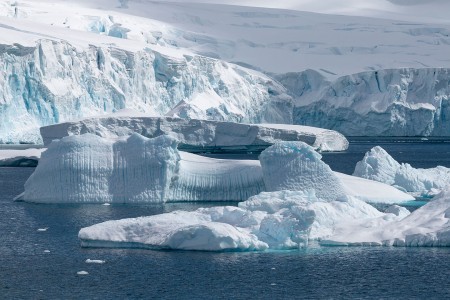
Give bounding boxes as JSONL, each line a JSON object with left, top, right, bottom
{"left": 354, "top": 146, "right": 450, "bottom": 196}
{"left": 79, "top": 190, "right": 386, "bottom": 251}
{"left": 40, "top": 115, "right": 348, "bottom": 152}
{"left": 321, "top": 187, "right": 450, "bottom": 247}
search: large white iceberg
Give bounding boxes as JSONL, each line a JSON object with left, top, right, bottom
{"left": 79, "top": 190, "right": 385, "bottom": 251}
{"left": 21, "top": 133, "right": 180, "bottom": 203}
{"left": 40, "top": 114, "right": 348, "bottom": 152}
{"left": 19, "top": 135, "right": 412, "bottom": 204}
{"left": 353, "top": 146, "right": 450, "bottom": 196}
{"left": 19, "top": 133, "right": 266, "bottom": 203}
{"left": 322, "top": 187, "right": 450, "bottom": 247}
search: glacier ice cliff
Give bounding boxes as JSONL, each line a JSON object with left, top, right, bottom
{"left": 0, "top": 39, "right": 291, "bottom": 144}
{"left": 39, "top": 114, "right": 349, "bottom": 152}
{"left": 281, "top": 68, "right": 450, "bottom": 136}
{"left": 353, "top": 146, "right": 450, "bottom": 196}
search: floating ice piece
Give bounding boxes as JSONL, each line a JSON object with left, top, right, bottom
{"left": 37, "top": 228, "right": 49, "bottom": 232}
{"left": 43, "top": 250, "right": 50, "bottom": 253}
{"left": 79, "top": 190, "right": 387, "bottom": 251}
{"left": 0, "top": 148, "right": 44, "bottom": 167}
{"left": 321, "top": 187, "right": 450, "bottom": 247}
{"left": 85, "top": 259, "right": 106, "bottom": 264}
{"left": 77, "top": 271, "right": 89, "bottom": 275}
{"left": 354, "top": 146, "right": 450, "bottom": 196}
{"left": 40, "top": 116, "right": 348, "bottom": 152}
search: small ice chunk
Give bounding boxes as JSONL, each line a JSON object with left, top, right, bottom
{"left": 77, "top": 271, "right": 89, "bottom": 275}
{"left": 37, "top": 228, "right": 48, "bottom": 232}
{"left": 85, "top": 259, "right": 106, "bottom": 264}
{"left": 43, "top": 250, "right": 50, "bottom": 253}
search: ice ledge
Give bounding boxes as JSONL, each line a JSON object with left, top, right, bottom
{"left": 40, "top": 116, "right": 349, "bottom": 152}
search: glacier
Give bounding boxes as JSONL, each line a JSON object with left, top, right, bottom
{"left": 353, "top": 146, "right": 450, "bottom": 196}
{"left": 40, "top": 113, "right": 349, "bottom": 152}
{"left": 2, "top": 1, "right": 450, "bottom": 142}
{"left": 0, "top": 37, "right": 291, "bottom": 144}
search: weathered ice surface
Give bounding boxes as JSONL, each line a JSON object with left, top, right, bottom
{"left": 21, "top": 134, "right": 180, "bottom": 203}
{"left": 354, "top": 146, "right": 450, "bottom": 196}
{"left": 322, "top": 187, "right": 450, "bottom": 247}
{"left": 286, "top": 68, "right": 450, "bottom": 136}
{"left": 40, "top": 115, "right": 349, "bottom": 152}
{"left": 19, "top": 133, "right": 265, "bottom": 203}
{"left": 260, "top": 142, "right": 348, "bottom": 202}
{"left": 0, "top": 37, "right": 291, "bottom": 144}
{"left": 78, "top": 190, "right": 398, "bottom": 251}
{"left": 168, "top": 152, "right": 265, "bottom": 201}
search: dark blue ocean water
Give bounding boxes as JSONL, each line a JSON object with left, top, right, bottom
{"left": 2, "top": 140, "right": 450, "bottom": 299}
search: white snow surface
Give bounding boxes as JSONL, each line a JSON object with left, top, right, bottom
{"left": 354, "top": 146, "right": 450, "bottom": 196}
{"left": 0, "top": 148, "right": 44, "bottom": 166}
{"left": 79, "top": 190, "right": 387, "bottom": 251}
{"left": 322, "top": 186, "right": 450, "bottom": 247}
{"left": 40, "top": 113, "right": 349, "bottom": 151}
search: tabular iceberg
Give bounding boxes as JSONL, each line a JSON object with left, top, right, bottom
{"left": 40, "top": 114, "right": 349, "bottom": 152}
{"left": 353, "top": 146, "right": 450, "bottom": 196}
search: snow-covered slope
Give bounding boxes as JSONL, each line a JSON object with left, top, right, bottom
{"left": 2, "top": 0, "right": 450, "bottom": 141}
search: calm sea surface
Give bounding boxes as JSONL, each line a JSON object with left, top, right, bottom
{"left": 1, "top": 139, "right": 450, "bottom": 299}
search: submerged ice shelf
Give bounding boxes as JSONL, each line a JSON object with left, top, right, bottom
{"left": 40, "top": 114, "right": 349, "bottom": 152}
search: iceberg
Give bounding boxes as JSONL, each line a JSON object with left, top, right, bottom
{"left": 40, "top": 114, "right": 349, "bottom": 152}
{"left": 0, "top": 148, "right": 44, "bottom": 167}
{"left": 79, "top": 190, "right": 384, "bottom": 251}
{"left": 19, "top": 135, "right": 411, "bottom": 204}
{"left": 353, "top": 146, "right": 450, "bottom": 196}
{"left": 21, "top": 133, "right": 180, "bottom": 203}
{"left": 19, "top": 133, "right": 265, "bottom": 203}
{"left": 321, "top": 187, "right": 450, "bottom": 247}
{"left": 259, "top": 142, "right": 413, "bottom": 203}
{"left": 259, "top": 141, "right": 347, "bottom": 202}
